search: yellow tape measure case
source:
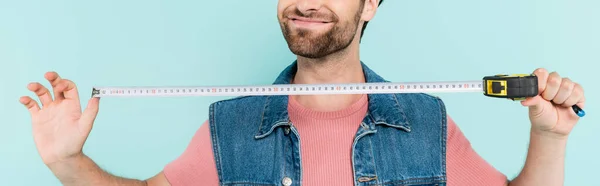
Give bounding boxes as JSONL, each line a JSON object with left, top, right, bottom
{"left": 483, "top": 74, "right": 538, "bottom": 101}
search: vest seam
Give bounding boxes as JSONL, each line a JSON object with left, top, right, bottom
{"left": 209, "top": 102, "right": 225, "bottom": 185}
{"left": 283, "top": 132, "right": 288, "bottom": 182}
{"left": 221, "top": 182, "right": 276, "bottom": 186}
{"left": 256, "top": 96, "right": 269, "bottom": 137}
{"left": 213, "top": 95, "right": 257, "bottom": 103}
{"left": 390, "top": 93, "right": 409, "bottom": 127}
{"left": 436, "top": 96, "right": 448, "bottom": 178}
{"left": 370, "top": 176, "right": 446, "bottom": 185}
{"left": 367, "top": 135, "right": 379, "bottom": 184}
{"left": 288, "top": 125, "right": 303, "bottom": 186}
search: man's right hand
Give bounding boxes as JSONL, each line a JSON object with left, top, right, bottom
{"left": 19, "top": 72, "right": 171, "bottom": 186}
{"left": 20, "top": 71, "right": 100, "bottom": 166}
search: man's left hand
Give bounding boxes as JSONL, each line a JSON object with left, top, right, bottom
{"left": 520, "top": 68, "right": 585, "bottom": 139}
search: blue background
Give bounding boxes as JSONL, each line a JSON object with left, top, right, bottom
{"left": 1, "top": 0, "right": 598, "bottom": 185}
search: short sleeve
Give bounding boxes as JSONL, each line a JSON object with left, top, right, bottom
{"left": 163, "top": 120, "right": 219, "bottom": 186}
{"left": 446, "top": 115, "right": 509, "bottom": 186}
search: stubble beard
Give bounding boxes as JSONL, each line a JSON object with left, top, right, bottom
{"left": 280, "top": 6, "right": 363, "bottom": 59}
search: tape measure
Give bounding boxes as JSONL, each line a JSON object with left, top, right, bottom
{"left": 91, "top": 74, "right": 585, "bottom": 117}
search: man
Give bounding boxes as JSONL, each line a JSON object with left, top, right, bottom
{"left": 20, "top": 0, "right": 585, "bottom": 185}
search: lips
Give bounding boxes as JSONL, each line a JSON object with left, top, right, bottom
{"left": 287, "top": 16, "right": 334, "bottom": 29}
{"left": 290, "top": 16, "right": 331, "bottom": 24}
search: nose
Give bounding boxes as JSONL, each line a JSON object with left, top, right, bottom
{"left": 296, "top": 0, "right": 324, "bottom": 15}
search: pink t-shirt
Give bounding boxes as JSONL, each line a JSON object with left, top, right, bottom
{"left": 163, "top": 95, "right": 508, "bottom": 185}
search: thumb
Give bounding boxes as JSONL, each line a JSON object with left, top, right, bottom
{"left": 80, "top": 97, "right": 100, "bottom": 128}
{"left": 521, "top": 95, "right": 545, "bottom": 117}
{"left": 521, "top": 95, "right": 552, "bottom": 117}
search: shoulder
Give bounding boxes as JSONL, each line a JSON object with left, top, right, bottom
{"left": 395, "top": 92, "right": 443, "bottom": 101}
{"left": 209, "top": 95, "right": 268, "bottom": 113}
{"left": 210, "top": 95, "right": 267, "bottom": 107}
{"left": 391, "top": 93, "right": 448, "bottom": 131}
{"left": 208, "top": 95, "right": 270, "bottom": 136}
{"left": 394, "top": 93, "right": 446, "bottom": 108}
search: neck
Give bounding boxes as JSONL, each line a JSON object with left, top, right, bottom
{"left": 291, "top": 40, "right": 365, "bottom": 112}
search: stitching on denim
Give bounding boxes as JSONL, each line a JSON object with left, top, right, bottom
{"left": 213, "top": 95, "right": 256, "bottom": 103}
{"left": 256, "top": 96, "right": 269, "bottom": 138}
{"left": 255, "top": 122, "right": 290, "bottom": 139}
{"left": 283, "top": 132, "right": 288, "bottom": 181}
{"left": 209, "top": 102, "right": 225, "bottom": 185}
{"left": 436, "top": 97, "right": 448, "bottom": 176}
{"left": 373, "top": 121, "right": 411, "bottom": 132}
{"left": 369, "top": 176, "right": 446, "bottom": 185}
{"left": 207, "top": 95, "right": 268, "bottom": 138}
{"left": 222, "top": 182, "right": 275, "bottom": 186}
{"left": 292, "top": 125, "right": 303, "bottom": 186}
{"left": 365, "top": 110, "right": 376, "bottom": 128}
{"left": 352, "top": 128, "right": 377, "bottom": 184}
{"left": 367, "top": 180, "right": 446, "bottom": 186}
{"left": 297, "top": 144, "right": 302, "bottom": 186}
{"left": 391, "top": 93, "right": 409, "bottom": 125}
{"left": 367, "top": 134, "right": 379, "bottom": 184}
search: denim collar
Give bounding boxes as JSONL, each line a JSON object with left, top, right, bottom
{"left": 255, "top": 61, "right": 410, "bottom": 139}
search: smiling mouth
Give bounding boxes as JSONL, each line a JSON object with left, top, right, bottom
{"left": 288, "top": 18, "right": 334, "bottom": 30}
{"left": 291, "top": 18, "right": 330, "bottom": 24}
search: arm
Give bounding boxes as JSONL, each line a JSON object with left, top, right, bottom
{"left": 445, "top": 116, "right": 509, "bottom": 186}
{"left": 507, "top": 131, "right": 567, "bottom": 186}
{"left": 42, "top": 120, "right": 218, "bottom": 186}
{"left": 507, "top": 68, "right": 585, "bottom": 186}
{"left": 46, "top": 153, "right": 170, "bottom": 186}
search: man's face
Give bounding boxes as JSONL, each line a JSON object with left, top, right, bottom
{"left": 278, "top": 0, "right": 365, "bottom": 59}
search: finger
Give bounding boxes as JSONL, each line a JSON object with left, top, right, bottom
{"left": 80, "top": 97, "right": 100, "bottom": 130}
{"left": 20, "top": 96, "right": 40, "bottom": 113}
{"left": 521, "top": 95, "right": 542, "bottom": 107}
{"left": 552, "top": 78, "right": 574, "bottom": 105}
{"left": 533, "top": 68, "right": 549, "bottom": 94}
{"left": 45, "top": 71, "right": 65, "bottom": 100}
{"left": 521, "top": 68, "right": 548, "bottom": 107}
{"left": 27, "top": 82, "right": 53, "bottom": 107}
{"left": 541, "top": 72, "right": 561, "bottom": 101}
{"left": 55, "top": 79, "right": 80, "bottom": 101}
{"left": 577, "top": 96, "right": 586, "bottom": 109}
{"left": 562, "top": 83, "right": 583, "bottom": 107}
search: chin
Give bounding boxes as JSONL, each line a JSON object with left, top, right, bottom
{"left": 291, "top": 48, "right": 330, "bottom": 59}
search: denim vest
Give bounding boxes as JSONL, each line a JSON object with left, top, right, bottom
{"left": 208, "top": 61, "right": 447, "bottom": 186}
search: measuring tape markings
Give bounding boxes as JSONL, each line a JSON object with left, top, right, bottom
{"left": 92, "top": 81, "right": 484, "bottom": 97}
{"left": 90, "top": 74, "right": 585, "bottom": 117}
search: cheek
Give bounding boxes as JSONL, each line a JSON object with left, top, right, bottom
{"left": 328, "top": 0, "right": 362, "bottom": 22}
{"left": 277, "top": 0, "right": 292, "bottom": 19}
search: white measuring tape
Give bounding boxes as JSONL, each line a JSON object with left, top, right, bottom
{"left": 91, "top": 81, "right": 484, "bottom": 97}
{"left": 90, "top": 79, "right": 586, "bottom": 117}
